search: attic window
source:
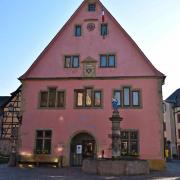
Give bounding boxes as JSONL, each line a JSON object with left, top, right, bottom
{"left": 88, "top": 3, "right": 96, "bottom": 12}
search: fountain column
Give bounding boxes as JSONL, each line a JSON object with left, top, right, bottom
{"left": 109, "top": 109, "right": 123, "bottom": 159}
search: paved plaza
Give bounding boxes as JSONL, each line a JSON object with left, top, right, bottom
{"left": 0, "top": 161, "right": 180, "bottom": 180}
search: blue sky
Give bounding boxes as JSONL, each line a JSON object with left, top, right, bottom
{"left": 0, "top": 0, "right": 180, "bottom": 99}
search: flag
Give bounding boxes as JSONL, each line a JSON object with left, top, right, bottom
{"left": 102, "top": 8, "right": 105, "bottom": 22}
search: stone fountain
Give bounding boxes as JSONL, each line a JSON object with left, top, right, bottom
{"left": 82, "top": 99, "right": 149, "bottom": 176}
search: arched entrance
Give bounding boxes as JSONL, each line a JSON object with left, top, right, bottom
{"left": 70, "top": 132, "right": 96, "bottom": 166}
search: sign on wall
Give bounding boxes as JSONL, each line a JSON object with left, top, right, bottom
{"left": 76, "top": 145, "right": 82, "bottom": 154}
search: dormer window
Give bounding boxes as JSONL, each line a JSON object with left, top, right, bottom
{"left": 88, "top": 3, "right": 96, "bottom": 12}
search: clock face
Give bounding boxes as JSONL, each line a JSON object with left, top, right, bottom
{"left": 87, "top": 23, "right": 95, "bottom": 31}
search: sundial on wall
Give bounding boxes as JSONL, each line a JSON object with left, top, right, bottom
{"left": 82, "top": 57, "right": 97, "bottom": 77}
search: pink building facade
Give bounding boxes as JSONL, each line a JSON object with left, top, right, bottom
{"left": 19, "top": 0, "right": 165, "bottom": 169}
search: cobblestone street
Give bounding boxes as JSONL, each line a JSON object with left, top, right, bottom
{"left": 0, "top": 161, "right": 180, "bottom": 180}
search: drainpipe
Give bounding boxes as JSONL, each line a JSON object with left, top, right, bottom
{"left": 173, "top": 105, "right": 178, "bottom": 159}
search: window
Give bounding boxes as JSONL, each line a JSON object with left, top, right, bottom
{"left": 100, "top": 54, "right": 115, "bottom": 67}
{"left": 179, "top": 129, "right": 180, "bottom": 139}
{"left": 75, "top": 88, "right": 102, "bottom": 108}
{"left": 94, "top": 91, "right": 102, "bottom": 107}
{"left": 113, "top": 87, "right": 142, "bottom": 108}
{"left": 132, "top": 91, "right": 140, "bottom": 106}
{"left": 48, "top": 88, "right": 56, "bottom": 107}
{"left": 40, "top": 91, "right": 48, "bottom": 107}
{"left": 88, "top": 3, "right": 96, "bottom": 11}
{"left": 85, "top": 88, "right": 93, "bottom": 106}
{"left": 75, "top": 25, "right": 81, "bottom": 37}
{"left": 35, "top": 130, "right": 52, "bottom": 154}
{"left": 113, "top": 90, "right": 121, "bottom": 107}
{"left": 123, "top": 87, "right": 130, "bottom": 106}
{"left": 101, "top": 24, "right": 108, "bottom": 36}
{"left": 121, "top": 130, "right": 139, "bottom": 156}
{"left": 177, "top": 114, "right": 180, "bottom": 123}
{"left": 65, "top": 56, "right": 79, "bottom": 68}
{"left": 40, "top": 88, "right": 65, "bottom": 108}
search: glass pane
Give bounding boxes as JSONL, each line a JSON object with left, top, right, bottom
{"left": 109, "top": 55, "right": 115, "bottom": 67}
{"left": 88, "top": 3, "right": 96, "bottom": 11}
{"left": 57, "top": 92, "right": 64, "bottom": 107}
{"left": 75, "top": 25, "right": 81, "bottom": 37}
{"left": 130, "top": 131, "right": 138, "bottom": 139}
{"left": 86, "top": 89, "right": 92, "bottom": 106}
{"left": 121, "top": 131, "right": 129, "bottom": 139}
{"left": 94, "top": 91, "right": 101, "bottom": 107}
{"left": 48, "top": 88, "right": 56, "bottom": 107}
{"left": 44, "top": 139, "right": 51, "bottom": 154}
{"left": 40, "top": 92, "right": 48, "bottom": 107}
{"left": 36, "top": 139, "right": 43, "bottom": 154}
{"left": 114, "top": 91, "right": 121, "bottom": 106}
{"left": 65, "top": 56, "right": 71, "bottom": 68}
{"left": 121, "top": 141, "right": 128, "bottom": 156}
{"left": 130, "top": 141, "right": 138, "bottom": 155}
{"left": 132, "top": 91, "right": 140, "bottom": 106}
{"left": 45, "top": 130, "right": 52, "bottom": 138}
{"left": 123, "top": 88, "right": 130, "bottom": 106}
{"left": 36, "top": 130, "right": 43, "bottom": 138}
{"left": 100, "top": 55, "right": 107, "bottom": 67}
{"left": 72, "top": 56, "right": 79, "bottom": 68}
{"left": 77, "top": 92, "right": 84, "bottom": 106}
{"left": 101, "top": 24, "right": 108, "bottom": 36}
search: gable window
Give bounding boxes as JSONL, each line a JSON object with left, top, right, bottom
{"left": 101, "top": 24, "right": 108, "bottom": 36}
{"left": 75, "top": 25, "right": 81, "bottom": 37}
{"left": 100, "top": 54, "right": 115, "bottom": 67}
{"left": 40, "top": 88, "right": 65, "bottom": 108}
{"left": 132, "top": 91, "right": 140, "bottom": 106}
{"left": 75, "top": 88, "right": 102, "bottom": 108}
{"left": 121, "top": 130, "right": 139, "bottom": 156}
{"left": 123, "top": 87, "right": 130, "bottom": 106}
{"left": 177, "top": 114, "right": 180, "bottom": 123}
{"left": 88, "top": 3, "right": 96, "bottom": 12}
{"left": 113, "top": 90, "right": 122, "bottom": 107}
{"left": 65, "top": 56, "right": 79, "bottom": 68}
{"left": 35, "top": 130, "right": 52, "bottom": 154}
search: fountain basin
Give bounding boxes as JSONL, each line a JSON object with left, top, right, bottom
{"left": 82, "top": 158, "right": 149, "bottom": 176}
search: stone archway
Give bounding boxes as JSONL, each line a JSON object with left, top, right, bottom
{"left": 70, "top": 132, "right": 96, "bottom": 166}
